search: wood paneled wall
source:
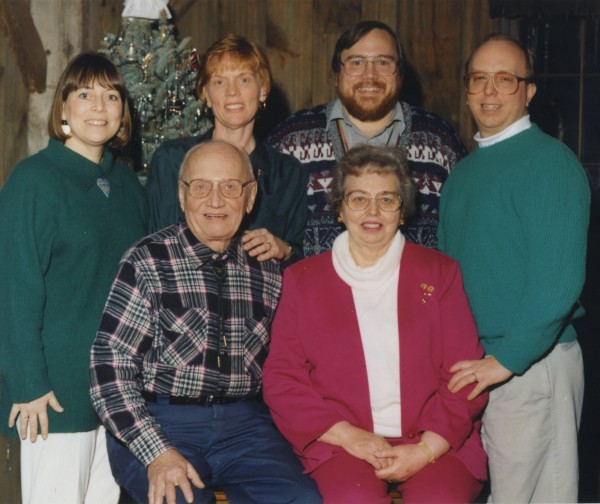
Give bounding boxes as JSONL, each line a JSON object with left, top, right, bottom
{"left": 0, "top": 34, "right": 28, "bottom": 187}
{"left": 0, "top": 0, "right": 497, "bottom": 186}
{"left": 175, "top": 0, "right": 498, "bottom": 145}
{"left": 0, "top": 1, "right": 497, "bottom": 497}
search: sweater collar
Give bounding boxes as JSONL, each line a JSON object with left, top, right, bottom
{"left": 332, "top": 230, "right": 404, "bottom": 291}
{"left": 474, "top": 115, "right": 532, "bottom": 148}
{"left": 42, "top": 139, "right": 123, "bottom": 191}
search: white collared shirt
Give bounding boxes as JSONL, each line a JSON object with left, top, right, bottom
{"left": 474, "top": 115, "right": 532, "bottom": 147}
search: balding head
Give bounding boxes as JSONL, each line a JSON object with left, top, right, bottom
{"left": 178, "top": 140, "right": 257, "bottom": 252}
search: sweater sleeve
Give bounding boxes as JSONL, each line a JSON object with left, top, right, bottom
{"left": 270, "top": 151, "right": 308, "bottom": 267}
{"left": 486, "top": 148, "right": 590, "bottom": 373}
{"left": 0, "top": 160, "right": 56, "bottom": 404}
{"left": 146, "top": 143, "right": 185, "bottom": 234}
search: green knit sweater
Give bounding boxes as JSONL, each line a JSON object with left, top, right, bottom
{"left": 0, "top": 139, "right": 147, "bottom": 436}
{"left": 438, "top": 125, "right": 590, "bottom": 374}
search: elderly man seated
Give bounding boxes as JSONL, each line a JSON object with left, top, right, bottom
{"left": 90, "top": 140, "right": 321, "bottom": 504}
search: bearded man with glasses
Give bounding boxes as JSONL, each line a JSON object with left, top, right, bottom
{"left": 90, "top": 140, "right": 321, "bottom": 504}
{"left": 439, "top": 34, "right": 590, "bottom": 503}
{"left": 266, "top": 20, "right": 467, "bottom": 256}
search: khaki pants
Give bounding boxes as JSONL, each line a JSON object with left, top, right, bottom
{"left": 483, "top": 341, "right": 584, "bottom": 503}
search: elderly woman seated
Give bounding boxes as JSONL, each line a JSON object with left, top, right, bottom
{"left": 263, "top": 144, "right": 488, "bottom": 504}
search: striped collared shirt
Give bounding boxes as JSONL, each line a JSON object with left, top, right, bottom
{"left": 90, "top": 222, "right": 282, "bottom": 466}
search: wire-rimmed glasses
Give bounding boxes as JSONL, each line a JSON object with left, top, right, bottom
{"left": 179, "top": 178, "right": 254, "bottom": 199}
{"left": 341, "top": 56, "right": 399, "bottom": 77}
{"left": 464, "top": 71, "right": 533, "bottom": 95}
{"left": 344, "top": 190, "right": 402, "bottom": 212}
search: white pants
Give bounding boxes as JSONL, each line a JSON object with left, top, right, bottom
{"left": 483, "top": 341, "right": 584, "bottom": 503}
{"left": 20, "top": 425, "right": 119, "bottom": 504}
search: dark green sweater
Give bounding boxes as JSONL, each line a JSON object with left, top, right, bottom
{"left": 0, "top": 139, "right": 147, "bottom": 436}
{"left": 146, "top": 130, "right": 308, "bottom": 267}
{"left": 438, "top": 125, "right": 590, "bottom": 374}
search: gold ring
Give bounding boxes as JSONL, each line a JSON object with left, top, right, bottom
{"left": 472, "top": 372, "right": 478, "bottom": 382}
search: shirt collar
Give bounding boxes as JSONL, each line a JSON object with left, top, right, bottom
{"left": 44, "top": 139, "right": 124, "bottom": 191}
{"left": 326, "top": 98, "right": 405, "bottom": 134}
{"left": 177, "top": 222, "right": 247, "bottom": 271}
{"left": 475, "top": 115, "right": 532, "bottom": 148}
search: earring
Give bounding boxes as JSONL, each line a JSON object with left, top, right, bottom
{"left": 337, "top": 215, "right": 344, "bottom": 223}
{"left": 61, "top": 119, "right": 71, "bottom": 136}
{"left": 399, "top": 216, "right": 405, "bottom": 226}
{"left": 259, "top": 101, "right": 266, "bottom": 111}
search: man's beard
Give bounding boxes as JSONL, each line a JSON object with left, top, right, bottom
{"left": 339, "top": 80, "right": 398, "bottom": 122}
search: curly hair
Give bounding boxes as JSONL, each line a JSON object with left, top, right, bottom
{"left": 328, "top": 144, "right": 417, "bottom": 220}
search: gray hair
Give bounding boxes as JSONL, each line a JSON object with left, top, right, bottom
{"left": 328, "top": 144, "right": 417, "bottom": 218}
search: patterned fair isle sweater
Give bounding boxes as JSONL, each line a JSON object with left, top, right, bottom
{"left": 266, "top": 101, "right": 467, "bottom": 256}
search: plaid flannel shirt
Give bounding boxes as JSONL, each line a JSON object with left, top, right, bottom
{"left": 90, "top": 223, "right": 282, "bottom": 466}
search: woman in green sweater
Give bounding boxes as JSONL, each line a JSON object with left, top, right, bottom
{"left": 0, "top": 53, "right": 147, "bottom": 503}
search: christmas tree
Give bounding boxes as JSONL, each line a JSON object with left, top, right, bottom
{"left": 100, "top": 8, "right": 210, "bottom": 176}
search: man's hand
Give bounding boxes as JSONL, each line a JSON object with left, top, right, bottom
{"left": 242, "top": 228, "right": 292, "bottom": 261}
{"left": 8, "top": 391, "right": 64, "bottom": 442}
{"left": 318, "top": 421, "right": 393, "bottom": 470}
{"left": 148, "top": 449, "right": 204, "bottom": 504}
{"left": 449, "top": 356, "right": 513, "bottom": 399}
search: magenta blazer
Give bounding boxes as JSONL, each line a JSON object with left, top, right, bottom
{"left": 263, "top": 242, "right": 488, "bottom": 481}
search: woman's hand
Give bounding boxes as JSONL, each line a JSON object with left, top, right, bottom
{"left": 374, "top": 432, "right": 450, "bottom": 482}
{"left": 8, "top": 391, "right": 64, "bottom": 442}
{"left": 449, "top": 356, "right": 513, "bottom": 400}
{"left": 318, "top": 421, "right": 393, "bottom": 470}
{"left": 373, "top": 443, "right": 428, "bottom": 482}
{"left": 242, "top": 228, "right": 292, "bottom": 262}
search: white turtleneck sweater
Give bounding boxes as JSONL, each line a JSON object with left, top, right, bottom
{"left": 332, "top": 230, "right": 404, "bottom": 437}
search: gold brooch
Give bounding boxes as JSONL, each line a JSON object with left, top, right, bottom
{"left": 420, "top": 283, "right": 435, "bottom": 304}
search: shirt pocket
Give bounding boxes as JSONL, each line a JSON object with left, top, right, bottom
{"left": 157, "top": 306, "right": 208, "bottom": 369}
{"left": 243, "top": 315, "right": 271, "bottom": 381}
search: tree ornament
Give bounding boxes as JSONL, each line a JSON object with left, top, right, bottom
{"left": 100, "top": 2, "right": 210, "bottom": 177}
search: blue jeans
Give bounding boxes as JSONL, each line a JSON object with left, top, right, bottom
{"left": 106, "top": 397, "right": 321, "bottom": 504}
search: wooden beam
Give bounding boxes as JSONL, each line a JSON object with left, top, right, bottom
{"left": 170, "top": 0, "right": 198, "bottom": 18}
{"left": 0, "top": 0, "right": 46, "bottom": 93}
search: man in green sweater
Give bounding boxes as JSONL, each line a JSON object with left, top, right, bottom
{"left": 439, "top": 35, "right": 590, "bottom": 503}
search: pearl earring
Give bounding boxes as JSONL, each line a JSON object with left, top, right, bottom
{"left": 61, "top": 120, "right": 71, "bottom": 136}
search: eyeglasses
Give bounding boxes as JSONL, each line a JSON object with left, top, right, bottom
{"left": 464, "top": 71, "right": 534, "bottom": 95}
{"left": 341, "top": 56, "right": 399, "bottom": 77}
{"left": 344, "top": 190, "right": 402, "bottom": 212}
{"left": 179, "top": 178, "right": 254, "bottom": 199}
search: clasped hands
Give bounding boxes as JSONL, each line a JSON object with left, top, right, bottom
{"left": 320, "top": 422, "right": 430, "bottom": 483}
